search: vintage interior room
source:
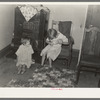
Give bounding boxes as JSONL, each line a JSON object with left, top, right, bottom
{"left": 0, "top": 4, "right": 100, "bottom": 87}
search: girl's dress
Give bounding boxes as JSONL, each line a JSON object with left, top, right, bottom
{"left": 40, "top": 31, "right": 68, "bottom": 61}
{"left": 16, "top": 44, "right": 34, "bottom": 68}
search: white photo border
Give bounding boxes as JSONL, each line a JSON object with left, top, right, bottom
{"left": 0, "top": 2, "right": 100, "bottom": 98}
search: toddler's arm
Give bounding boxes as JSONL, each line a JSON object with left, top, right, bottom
{"left": 15, "top": 45, "right": 22, "bottom": 56}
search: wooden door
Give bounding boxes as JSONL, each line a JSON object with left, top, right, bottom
{"left": 82, "top": 5, "right": 100, "bottom": 56}
{"left": 85, "top": 5, "right": 100, "bottom": 28}
{"left": 82, "top": 27, "right": 100, "bottom": 56}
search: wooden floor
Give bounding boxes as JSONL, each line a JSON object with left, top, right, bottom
{"left": 0, "top": 51, "right": 99, "bottom": 87}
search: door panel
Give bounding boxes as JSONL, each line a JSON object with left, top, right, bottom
{"left": 85, "top": 5, "right": 100, "bottom": 28}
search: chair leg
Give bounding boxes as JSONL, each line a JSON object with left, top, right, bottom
{"left": 76, "top": 65, "right": 81, "bottom": 84}
{"left": 66, "top": 55, "right": 72, "bottom": 68}
{"left": 98, "top": 79, "right": 100, "bottom": 87}
{"left": 95, "top": 68, "right": 98, "bottom": 76}
{"left": 67, "top": 59, "right": 71, "bottom": 68}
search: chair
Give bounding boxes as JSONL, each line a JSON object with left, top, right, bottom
{"left": 52, "top": 20, "right": 74, "bottom": 68}
{"left": 76, "top": 25, "right": 100, "bottom": 83}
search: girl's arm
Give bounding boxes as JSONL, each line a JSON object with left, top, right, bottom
{"left": 62, "top": 41, "right": 68, "bottom": 45}
{"left": 61, "top": 36, "right": 68, "bottom": 44}
{"left": 57, "top": 39, "right": 63, "bottom": 44}
{"left": 52, "top": 39, "right": 63, "bottom": 45}
{"left": 54, "top": 39, "right": 68, "bottom": 45}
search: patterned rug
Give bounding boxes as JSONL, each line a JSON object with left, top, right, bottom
{"left": 7, "top": 66, "right": 77, "bottom": 87}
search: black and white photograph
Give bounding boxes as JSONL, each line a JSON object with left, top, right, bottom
{"left": 0, "top": 2, "right": 100, "bottom": 89}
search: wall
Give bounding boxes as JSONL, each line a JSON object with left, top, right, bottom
{"left": 0, "top": 5, "right": 15, "bottom": 50}
{"left": 0, "top": 5, "right": 88, "bottom": 51}
{"left": 45, "top": 5, "right": 88, "bottom": 50}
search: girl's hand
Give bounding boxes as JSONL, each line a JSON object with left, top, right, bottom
{"left": 49, "top": 42, "right": 54, "bottom": 46}
{"left": 46, "top": 38, "right": 52, "bottom": 44}
{"left": 57, "top": 39, "right": 63, "bottom": 44}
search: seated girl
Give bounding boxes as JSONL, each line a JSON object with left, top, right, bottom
{"left": 40, "top": 28, "right": 68, "bottom": 68}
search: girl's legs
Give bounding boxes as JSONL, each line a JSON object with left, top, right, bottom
{"left": 21, "top": 64, "right": 26, "bottom": 74}
{"left": 48, "top": 57, "right": 52, "bottom": 68}
{"left": 18, "top": 64, "right": 22, "bottom": 74}
{"left": 41, "top": 54, "right": 46, "bottom": 66}
{"left": 41, "top": 53, "right": 53, "bottom": 68}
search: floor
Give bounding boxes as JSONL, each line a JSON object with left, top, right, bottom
{"left": 0, "top": 50, "right": 100, "bottom": 87}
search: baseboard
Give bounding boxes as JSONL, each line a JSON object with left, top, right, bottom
{"left": 72, "top": 49, "right": 79, "bottom": 58}
{"left": 0, "top": 45, "right": 11, "bottom": 59}
{"left": 0, "top": 45, "right": 79, "bottom": 59}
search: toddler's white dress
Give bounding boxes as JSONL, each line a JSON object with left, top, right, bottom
{"left": 16, "top": 44, "right": 34, "bottom": 68}
{"left": 40, "top": 31, "right": 68, "bottom": 61}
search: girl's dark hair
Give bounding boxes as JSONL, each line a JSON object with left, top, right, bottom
{"left": 21, "top": 33, "right": 31, "bottom": 44}
{"left": 21, "top": 37, "right": 30, "bottom": 44}
{"left": 48, "top": 28, "right": 57, "bottom": 39}
{"left": 22, "top": 35, "right": 30, "bottom": 40}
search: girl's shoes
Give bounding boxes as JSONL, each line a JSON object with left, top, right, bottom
{"left": 21, "top": 70, "right": 25, "bottom": 74}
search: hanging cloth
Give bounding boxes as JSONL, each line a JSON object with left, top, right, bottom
{"left": 18, "top": 5, "right": 38, "bottom": 22}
